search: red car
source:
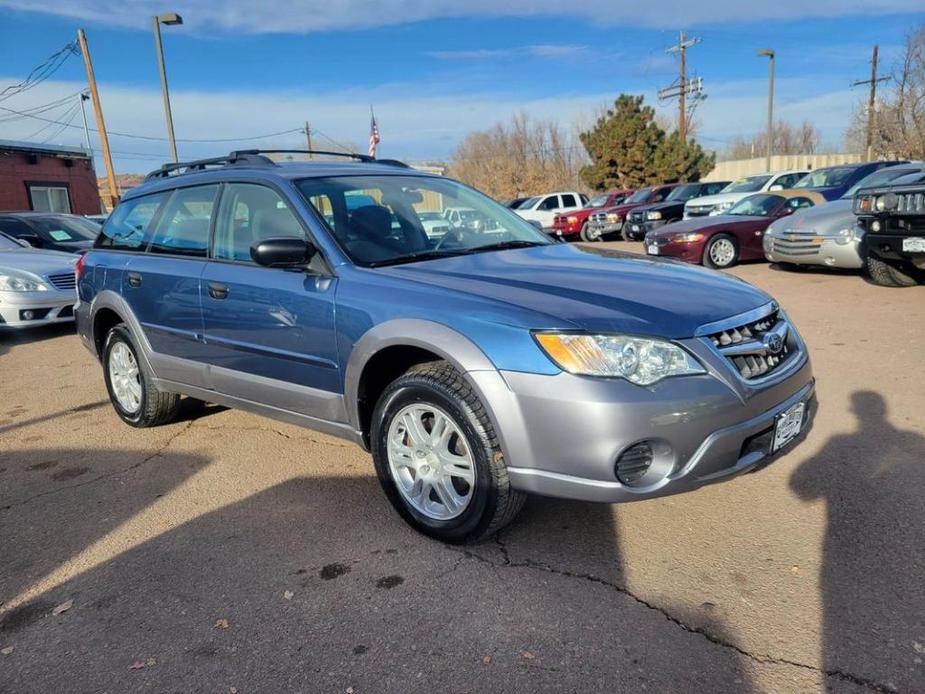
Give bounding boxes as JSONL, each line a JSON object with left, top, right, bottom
{"left": 585, "top": 183, "right": 682, "bottom": 241}
{"left": 643, "top": 190, "right": 827, "bottom": 269}
{"left": 552, "top": 190, "right": 633, "bottom": 241}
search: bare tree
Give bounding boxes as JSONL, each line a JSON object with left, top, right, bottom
{"left": 725, "top": 120, "right": 821, "bottom": 159}
{"left": 447, "top": 113, "right": 585, "bottom": 199}
{"left": 850, "top": 25, "right": 925, "bottom": 159}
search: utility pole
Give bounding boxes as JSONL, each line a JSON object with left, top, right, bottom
{"left": 77, "top": 91, "right": 92, "bottom": 156}
{"left": 659, "top": 31, "right": 703, "bottom": 142}
{"left": 853, "top": 45, "right": 890, "bottom": 162}
{"left": 757, "top": 48, "right": 775, "bottom": 172}
{"left": 304, "top": 121, "right": 313, "bottom": 158}
{"left": 77, "top": 29, "right": 119, "bottom": 210}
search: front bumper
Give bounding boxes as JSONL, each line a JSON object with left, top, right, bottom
{"left": 866, "top": 233, "right": 925, "bottom": 264}
{"left": 0, "top": 289, "right": 76, "bottom": 329}
{"left": 588, "top": 220, "right": 623, "bottom": 235}
{"left": 469, "top": 342, "right": 814, "bottom": 504}
{"left": 764, "top": 234, "right": 863, "bottom": 269}
{"left": 644, "top": 238, "right": 702, "bottom": 263}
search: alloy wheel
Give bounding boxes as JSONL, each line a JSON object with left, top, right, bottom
{"left": 710, "top": 238, "right": 736, "bottom": 267}
{"left": 108, "top": 342, "right": 142, "bottom": 413}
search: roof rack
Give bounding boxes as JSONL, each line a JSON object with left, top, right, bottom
{"left": 144, "top": 148, "right": 411, "bottom": 181}
{"left": 144, "top": 151, "right": 275, "bottom": 180}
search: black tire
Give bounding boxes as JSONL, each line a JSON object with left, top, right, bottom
{"left": 103, "top": 324, "right": 180, "bottom": 427}
{"left": 580, "top": 223, "right": 602, "bottom": 242}
{"left": 866, "top": 255, "right": 918, "bottom": 287}
{"left": 371, "top": 361, "right": 525, "bottom": 543}
{"left": 703, "top": 233, "right": 739, "bottom": 269}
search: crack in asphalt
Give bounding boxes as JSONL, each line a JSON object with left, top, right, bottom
{"left": 455, "top": 534, "right": 896, "bottom": 694}
{"left": 0, "top": 420, "right": 195, "bottom": 511}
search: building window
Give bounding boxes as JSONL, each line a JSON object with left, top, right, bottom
{"left": 28, "top": 185, "right": 71, "bottom": 213}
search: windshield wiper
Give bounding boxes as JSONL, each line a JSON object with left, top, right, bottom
{"left": 462, "top": 240, "right": 549, "bottom": 254}
{"left": 366, "top": 248, "right": 471, "bottom": 268}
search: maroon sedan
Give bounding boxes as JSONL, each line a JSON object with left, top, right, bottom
{"left": 643, "top": 190, "right": 827, "bottom": 269}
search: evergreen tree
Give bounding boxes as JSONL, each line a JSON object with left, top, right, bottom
{"left": 652, "top": 130, "right": 716, "bottom": 183}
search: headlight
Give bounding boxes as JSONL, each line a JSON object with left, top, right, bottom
{"left": 709, "top": 201, "right": 733, "bottom": 216}
{"left": 835, "top": 227, "right": 856, "bottom": 245}
{"left": 671, "top": 232, "right": 703, "bottom": 243}
{"left": 606, "top": 213, "right": 619, "bottom": 222}
{"left": 875, "top": 193, "right": 898, "bottom": 212}
{"left": 535, "top": 333, "right": 704, "bottom": 385}
{"left": 646, "top": 210, "right": 662, "bottom": 220}
{"left": 0, "top": 274, "right": 48, "bottom": 292}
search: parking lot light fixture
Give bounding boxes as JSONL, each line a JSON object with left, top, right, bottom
{"left": 757, "top": 48, "right": 775, "bottom": 173}
{"left": 153, "top": 12, "right": 183, "bottom": 162}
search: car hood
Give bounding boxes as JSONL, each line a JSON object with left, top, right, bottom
{"left": 601, "top": 201, "right": 646, "bottom": 216}
{"left": 639, "top": 200, "right": 684, "bottom": 214}
{"left": 686, "top": 192, "right": 749, "bottom": 208}
{"left": 766, "top": 199, "right": 852, "bottom": 234}
{"left": 381, "top": 244, "right": 771, "bottom": 338}
{"left": 0, "top": 249, "right": 77, "bottom": 277}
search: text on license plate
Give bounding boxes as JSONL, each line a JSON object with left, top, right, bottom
{"left": 902, "top": 237, "right": 925, "bottom": 253}
{"left": 772, "top": 402, "right": 805, "bottom": 452}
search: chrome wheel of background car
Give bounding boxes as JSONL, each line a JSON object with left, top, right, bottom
{"left": 108, "top": 342, "right": 142, "bottom": 413}
{"left": 709, "top": 238, "right": 736, "bottom": 267}
{"left": 386, "top": 403, "right": 476, "bottom": 521}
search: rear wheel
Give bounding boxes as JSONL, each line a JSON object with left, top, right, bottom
{"left": 703, "top": 234, "right": 739, "bottom": 269}
{"left": 866, "top": 255, "right": 919, "bottom": 287}
{"left": 371, "top": 361, "right": 525, "bottom": 543}
{"left": 103, "top": 324, "right": 180, "bottom": 427}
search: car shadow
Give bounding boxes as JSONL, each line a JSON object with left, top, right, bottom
{"left": 0, "top": 323, "right": 76, "bottom": 357}
{"left": 1, "top": 448, "right": 761, "bottom": 693}
{"left": 789, "top": 391, "right": 924, "bottom": 692}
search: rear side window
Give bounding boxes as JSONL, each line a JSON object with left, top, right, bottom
{"left": 212, "top": 183, "right": 304, "bottom": 262}
{"left": 561, "top": 194, "right": 577, "bottom": 207}
{"left": 147, "top": 185, "right": 218, "bottom": 257}
{"left": 96, "top": 192, "right": 168, "bottom": 250}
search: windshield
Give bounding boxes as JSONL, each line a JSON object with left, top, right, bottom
{"left": 31, "top": 216, "right": 98, "bottom": 242}
{"left": 665, "top": 184, "right": 702, "bottom": 202}
{"left": 795, "top": 167, "right": 854, "bottom": 189}
{"left": 587, "top": 194, "right": 610, "bottom": 207}
{"left": 0, "top": 231, "right": 26, "bottom": 250}
{"left": 842, "top": 167, "right": 924, "bottom": 198}
{"left": 724, "top": 176, "right": 771, "bottom": 193}
{"left": 727, "top": 194, "right": 783, "bottom": 217}
{"left": 518, "top": 196, "right": 541, "bottom": 210}
{"left": 296, "top": 174, "right": 551, "bottom": 267}
{"left": 626, "top": 188, "right": 652, "bottom": 203}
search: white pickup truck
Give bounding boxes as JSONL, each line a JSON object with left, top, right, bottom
{"left": 515, "top": 191, "right": 588, "bottom": 230}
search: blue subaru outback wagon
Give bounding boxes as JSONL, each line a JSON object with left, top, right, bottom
{"left": 76, "top": 150, "right": 816, "bottom": 542}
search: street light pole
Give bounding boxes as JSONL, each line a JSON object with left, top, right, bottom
{"left": 757, "top": 48, "right": 775, "bottom": 172}
{"left": 153, "top": 12, "right": 183, "bottom": 163}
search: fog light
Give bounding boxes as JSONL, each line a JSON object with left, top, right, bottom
{"left": 615, "top": 442, "right": 653, "bottom": 486}
{"left": 871, "top": 220, "right": 881, "bottom": 232}
{"left": 22, "top": 310, "right": 34, "bottom": 320}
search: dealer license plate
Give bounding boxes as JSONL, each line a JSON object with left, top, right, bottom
{"left": 772, "top": 402, "right": 805, "bottom": 453}
{"left": 647, "top": 244, "right": 659, "bottom": 255}
{"left": 902, "top": 237, "right": 925, "bottom": 253}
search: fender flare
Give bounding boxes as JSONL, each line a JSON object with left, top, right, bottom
{"left": 343, "top": 318, "right": 499, "bottom": 432}
{"left": 87, "top": 290, "right": 158, "bottom": 374}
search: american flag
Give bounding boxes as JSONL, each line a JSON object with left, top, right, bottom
{"left": 368, "top": 107, "right": 380, "bottom": 158}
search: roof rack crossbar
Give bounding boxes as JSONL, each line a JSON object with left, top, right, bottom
{"left": 230, "top": 148, "right": 375, "bottom": 162}
{"left": 144, "top": 151, "right": 276, "bottom": 180}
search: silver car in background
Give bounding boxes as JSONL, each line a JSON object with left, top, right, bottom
{"left": 0, "top": 231, "right": 78, "bottom": 329}
{"left": 764, "top": 165, "right": 925, "bottom": 269}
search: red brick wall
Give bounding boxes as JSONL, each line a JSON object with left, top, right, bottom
{"left": 0, "top": 149, "right": 102, "bottom": 214}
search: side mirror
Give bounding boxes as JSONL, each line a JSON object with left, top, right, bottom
{"left": 769, "top": 184, "right": 784, "bottom": 191}
{"left": 250, "top": 237, "right": 316, "bottom": 268}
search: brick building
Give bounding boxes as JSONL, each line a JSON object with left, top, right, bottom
{"left": 0, "top": 139, "right": 102, "bottom": 215}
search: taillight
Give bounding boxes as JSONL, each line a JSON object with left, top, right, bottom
{"left": 74, "top": 253, "right": 87, "bottom": 281}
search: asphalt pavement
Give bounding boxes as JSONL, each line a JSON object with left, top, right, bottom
{"left": 1, "top": 243, "right": 923, "bottom": 693}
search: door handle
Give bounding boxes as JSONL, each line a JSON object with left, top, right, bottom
{"left": 126, "top": 272, "right": 142, "bottom": 288}
{"left": 207, "top": 282, "right": 229, "bottom": 300}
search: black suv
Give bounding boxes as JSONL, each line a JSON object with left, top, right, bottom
{"left": 854, "top": 173, "right": 925, "bottom": 286}
{"left": 624, "top": 181, "right": 730, "bottom": 240}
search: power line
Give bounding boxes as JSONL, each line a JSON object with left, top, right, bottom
{"left": 658, "top": 31, "right": 705, "bottom": 142}
{"left": 0, "top": 42, "right": 79, "bottom": 104}
{"left": 0, "top": 92, "right": 83, "bottom": 124}
{"left": 40, "top": 102, "right": 82, "bottom": 144}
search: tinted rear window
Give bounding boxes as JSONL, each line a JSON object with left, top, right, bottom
{"left": 96, "top": 192, "right": 168, "bottom": 251}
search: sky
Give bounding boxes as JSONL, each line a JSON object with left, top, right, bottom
{"left": 0, "top": 1, "right": 922, "bottom": 174}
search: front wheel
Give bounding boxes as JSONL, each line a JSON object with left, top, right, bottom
{"left": 703, "top": 234, "right": 739, "bottom": 269}
{"left": 580, "top": 223, "right": 602, "bottom": 242}
{"left": 371, "top": 361, "right": 525, "bottom": 543}
{"left": 866, "top": 255, "right": 919, "bottom": 287}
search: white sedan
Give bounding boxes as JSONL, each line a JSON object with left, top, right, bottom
{"left": 0, "top": 232, "right": 78, "bottom": 329}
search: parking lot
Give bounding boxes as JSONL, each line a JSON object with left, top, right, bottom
{"left": 0, "top": 242, "right": 923, "bottom": 693}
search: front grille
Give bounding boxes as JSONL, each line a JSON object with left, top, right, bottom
{"left": 896, "top": 190, "right": 925, "bottom": 214}
{"left": 47, "top": 272, "right": 76, "bottom": 290}
{"left": 686, "top": 205, "right": 714, "bottom": 217}
{"left": 771, "top": 230, "right": 822, "bottom": 257}
{"left": 703, "top": 307, "right": 796, "bottom": 381}
{"left": 627, "top": 210, "right": 645, "bottom": 224}
{"left": 590, "top": 212, "right": 606, "bottom": 224}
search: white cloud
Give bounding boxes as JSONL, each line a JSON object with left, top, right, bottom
{"left": 1, "top": 0, "right": 923, "bottom": 33}
{"left": 429, "top": 44, "right": 588, "bottom": 61}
